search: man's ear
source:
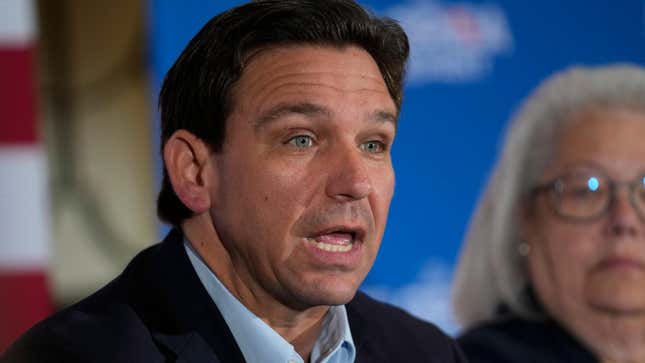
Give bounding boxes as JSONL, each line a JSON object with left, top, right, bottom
{"left": 163, "top": 130, "right": 216, "bottom": 214}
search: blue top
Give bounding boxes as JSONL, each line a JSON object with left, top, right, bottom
{"left": 185, "top": 240, "right": 356, "bottom": 363}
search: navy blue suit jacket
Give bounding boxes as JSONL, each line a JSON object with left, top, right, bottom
{"left": 3, "top": 229, "right": 465, "bottom": 363}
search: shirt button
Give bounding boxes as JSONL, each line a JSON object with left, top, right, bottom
{"left": 288, "top": 359, "right": 297, "bottom": 363}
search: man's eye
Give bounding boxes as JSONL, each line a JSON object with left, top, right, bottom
{"left": 360, "top": 141, "right": 385, "bottom": 153}
{"left": 287, "top": 135, "right": 314, "bottom": 148}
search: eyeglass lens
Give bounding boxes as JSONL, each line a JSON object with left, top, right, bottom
{"left": 552, "top": 172, "right": 645, "bottom": 220}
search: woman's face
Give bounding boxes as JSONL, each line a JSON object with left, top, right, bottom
{"left": 523, "top": 107, "right": 645, "bottom": 360}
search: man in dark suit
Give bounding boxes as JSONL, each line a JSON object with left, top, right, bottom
{"left": 3, "top": 1, "right": 466, "bottom": 362}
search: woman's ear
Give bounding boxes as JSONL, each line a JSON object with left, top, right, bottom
{"left": 163, "top": 130, "right": 216, "bottom": 214}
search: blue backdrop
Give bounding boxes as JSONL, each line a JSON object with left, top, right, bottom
{"left": 149, "top": 0, "right": 645, "bottom": 333}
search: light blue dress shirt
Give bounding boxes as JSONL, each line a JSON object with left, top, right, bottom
{"left": 184, "top": 241, "right": 356, "bottom": 363}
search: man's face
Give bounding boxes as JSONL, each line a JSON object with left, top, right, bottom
{"left": 209, "top": 45, "right": 396, "bottom": 310}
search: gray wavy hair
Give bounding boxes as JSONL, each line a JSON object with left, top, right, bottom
{"left": 452, "top": 63, "right": 645, "bottom": 329}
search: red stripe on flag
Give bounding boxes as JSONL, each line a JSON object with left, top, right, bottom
{"left": 0, "top": 271, "right": 53, "bottom": 352}
{"left": 0, "top": 47, "right": 38, "bottom": 144}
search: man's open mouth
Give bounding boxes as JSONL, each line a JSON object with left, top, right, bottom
{"left": 306, "top": 227, "right": 364, "bottom": 253}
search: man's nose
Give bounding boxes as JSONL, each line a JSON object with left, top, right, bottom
{"left": 606, "top": 187, "right": 642, "bottom": 237}
{"left": 325, "top": 147, "right": 373, "bottom": 202}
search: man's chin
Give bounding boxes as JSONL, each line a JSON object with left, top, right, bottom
{"left": 316, "top": 290, "right": 358, "bottom": 306}
{"left": 287, "top": 283, "right": 360, "bottom": 309}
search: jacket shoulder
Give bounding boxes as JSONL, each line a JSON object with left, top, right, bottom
{"left": 2, "top": 244, "right": 168, "bottom": 363}
{"left": 3, "top": 297, "right": 165, "bottom": 363}
{"left": 348, "top": 291, "right": 466, "bottom": 363}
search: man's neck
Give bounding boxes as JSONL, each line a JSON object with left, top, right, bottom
{"left": 182, "top": 217, "right": 330, "bottom": 360}
{"left": 271, "top": 309, "right": 327, "bottom": 362}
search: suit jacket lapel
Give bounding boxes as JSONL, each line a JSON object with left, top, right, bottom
{"left": 347, "top": 292, "right": 390, "bottom": 363}
{"left": 153, "top": 331, "right": 222, "bottom": 363}
{"left": 128, "top": 229, "right": 246, "bottom": 363}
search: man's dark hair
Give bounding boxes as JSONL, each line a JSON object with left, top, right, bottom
{"left": 157, "top": 0, "right": 410, "bottom": 226}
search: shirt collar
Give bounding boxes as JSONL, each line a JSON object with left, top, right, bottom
{"left": 184, "top": 239, "right": 355, "bottom": 363}
{"left": 312, "top": 304, "right": 356, "bottom": 363}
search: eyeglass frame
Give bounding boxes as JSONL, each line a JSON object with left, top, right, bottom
{"left": 530, "top": 166, "right": 645, "bottom": 223}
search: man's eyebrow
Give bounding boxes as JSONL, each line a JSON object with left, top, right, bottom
{"left": 370, "top": 110, "right": 398, "bottom": 126}
{"left": 254, "top": 102, "right": 331, "bottom": 129}
{"left": 253, "top": 102, "right": 398, "bottom": 129}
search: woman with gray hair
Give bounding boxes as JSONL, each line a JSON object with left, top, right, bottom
{"left": 453, "top": 64, "right": 645, "bottom": 363}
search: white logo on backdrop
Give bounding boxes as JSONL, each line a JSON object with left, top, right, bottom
{"left": 362, "top": 260, "right": 459, "bottom": 335}
{"left": 386, "top": 1, "right": 514, "bottom": 84}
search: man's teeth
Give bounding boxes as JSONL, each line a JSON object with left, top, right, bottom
{"left": 307, "top": 237, "right": 353, "bottom": 252}
{"left": 315, "top": 242, "right": 352, "bottom": 252}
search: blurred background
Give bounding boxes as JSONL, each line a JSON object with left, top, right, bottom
{"left": 1, "top": 0, "right": 644, "bottom": 351}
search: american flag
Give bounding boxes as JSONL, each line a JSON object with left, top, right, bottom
{"left": 0, "top": 0, "right": 54, "bottom": 352}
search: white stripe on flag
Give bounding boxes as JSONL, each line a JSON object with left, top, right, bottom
{"left": 0, "top": 0, "right": 36, "bottom": 46}
{"left": 0, "top": 146, "right": 50, "bottom": 269}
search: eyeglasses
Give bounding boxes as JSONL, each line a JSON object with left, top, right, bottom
{"left": 531, "top": 167, "right": 645, "bottom": 222}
